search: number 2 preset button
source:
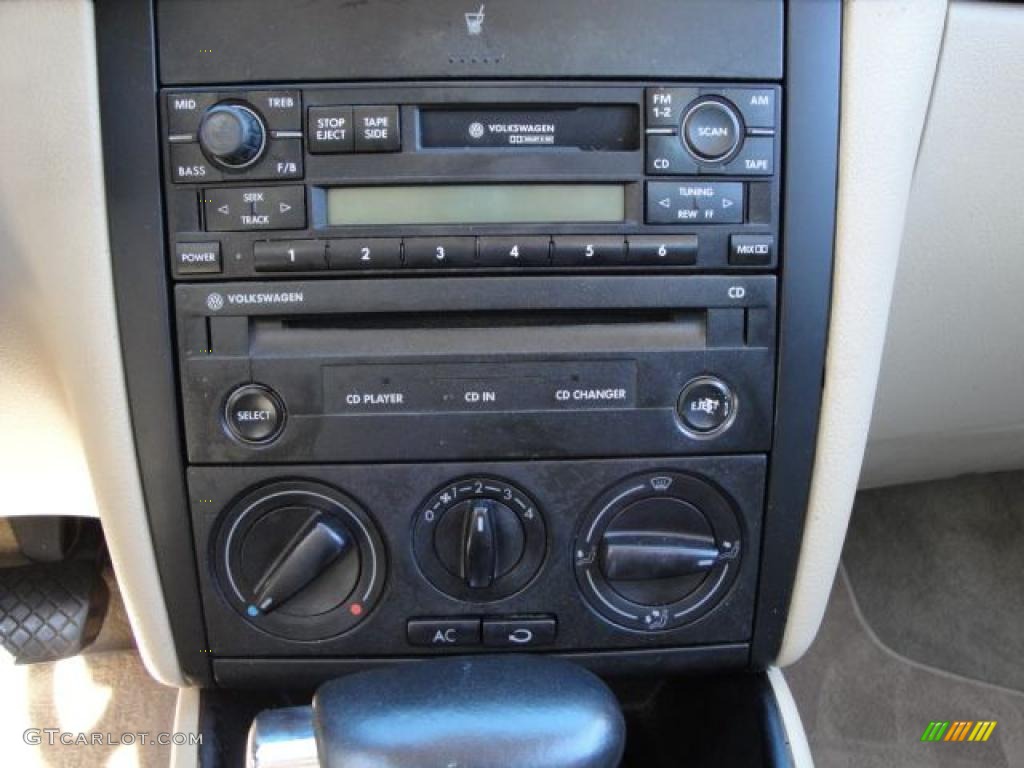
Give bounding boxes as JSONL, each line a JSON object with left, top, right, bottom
{"left": 551, "top": 236, "right": 626, "bottom": 266}
{"left": 403, "top": 237, "right": 476, "bottom": 268}
{"left": 327, "top": 238, "right": 402, "bottom": 270}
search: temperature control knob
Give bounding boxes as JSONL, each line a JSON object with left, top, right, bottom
{"left": 574, "top": 471, "right": 742, "bottom": 632}
{"left": 414, "top": 478, "right": 545, "bottom": 601}
{"left": 199, "top": 103, "right": 266, "bottom": 168}
{"left": 214, "top": 481, "right": 386, "bottom": 641}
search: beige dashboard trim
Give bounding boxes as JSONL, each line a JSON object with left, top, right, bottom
{"left": 777, "top": 0, "right": 948, "bottom": 665}
{"left": 0, "top": 0, "right": 183, "bottom": 685}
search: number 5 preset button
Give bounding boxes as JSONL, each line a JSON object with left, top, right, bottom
{"left": 551, "top": 236, "right": 626, "bottom": 266}
{"left": 403, "top": 237, "right": 476, "bottom": 268}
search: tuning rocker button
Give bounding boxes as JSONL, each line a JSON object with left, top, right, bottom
{"left": 199, "top": 103, "right": 267, "bottom": 168}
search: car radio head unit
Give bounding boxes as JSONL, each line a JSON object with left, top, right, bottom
{"left": 165, "top": 83, "right": 780, "bottom": 281}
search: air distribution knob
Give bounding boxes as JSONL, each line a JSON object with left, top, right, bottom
{"left": 199, "top": 103, "right": 266, "bottom": 168}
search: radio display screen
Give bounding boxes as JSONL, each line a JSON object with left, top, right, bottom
{"left": 325, "top": 184, "right": 625, "bottom": 226}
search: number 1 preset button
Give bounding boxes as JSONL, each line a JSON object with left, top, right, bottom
{"left": 403, "top": 237, "right": 476, "bottom": 268}
{"left": 327, "top": 238, "right": 402, "bottom": 270}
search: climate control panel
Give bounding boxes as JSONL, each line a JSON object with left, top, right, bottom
{"left": 189, "top": 457, "right": 764, "bottom": 668}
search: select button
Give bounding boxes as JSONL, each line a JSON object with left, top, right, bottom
{"left": 224, "top": 385, "right": 285, "bottom": 445}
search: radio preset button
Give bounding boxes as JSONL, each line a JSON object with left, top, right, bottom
{"left": 552, "top": 237, "right": 625, "bottom": 267}
{"left": 478, "top": 237, "right": 551, "bottom": 268}
{"left": 308, "top": 107, "right": 354, "bottom": 153}
{"left": 677, "top": 377, "right": 736, "bottom": 436}
{"left": 224, "top": 385, "right": 285, "bottom": 445}
{"left": 682, "top": 100, "right": 742, "bottom": 162}
{"left": 354, "top": 106, "right": 401, "bottom": 152}
{"left": 253, "top": 240, "right": 326, "bottom": 272}
{"left": 404, "top": 237, "right": 475, "bottom": 269}
{"left": 627, "top": 236, "right": 698, "bottom": 266}
{"left": 171, "top": 142, "right": 222, "bottom": 183}
{"left": 175, "top": 241, "right": 222, "bottom": 275}
{"left": 327, "top": 238, "right": 402, "bottom": 270}
{"left": 645, "top": 87, "right": 698, "bottom": 130}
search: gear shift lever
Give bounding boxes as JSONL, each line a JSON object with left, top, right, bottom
{"left": 247, "top": 656, "right": 625, "bottom": 768}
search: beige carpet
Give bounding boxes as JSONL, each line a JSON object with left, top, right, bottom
{"left": 0, "top": 520, "right": 179, "bottom": 768}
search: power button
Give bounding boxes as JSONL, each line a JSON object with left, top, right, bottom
{"left": 223, "top": 384, "right": 285, "bottom": 444}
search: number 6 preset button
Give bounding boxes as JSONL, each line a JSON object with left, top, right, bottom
{"left": 327, "top": 238, "right": 402, "bottom": 270}
{"left": 551, "top": 236, "right": 626, "bottom": 266}
{"left": 628, "top": 235, "right": 698, "bottom": 266}
{"left": 403, "top": 237, "right": 476, "bottom": 268}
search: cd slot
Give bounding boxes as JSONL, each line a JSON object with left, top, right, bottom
{"left": 249, "top": 309, "right": 706, "bottom": 358}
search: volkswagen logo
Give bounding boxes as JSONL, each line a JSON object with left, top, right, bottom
{"left": 206, "top": 292, "right": 225, "bottom": 311}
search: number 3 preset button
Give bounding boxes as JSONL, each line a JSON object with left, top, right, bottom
{"left": 403, "top": 237, "right": 476, "bottom": 268}
{"left": 552, "top": 236, "right": 625, "bottom": 266}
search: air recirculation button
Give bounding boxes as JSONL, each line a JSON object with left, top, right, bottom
{"left": 574, "top": 471, "right": 742, "bottom": 632}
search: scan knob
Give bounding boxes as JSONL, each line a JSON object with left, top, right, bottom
{"left": 199, "top": 103, "right": 266, "bottom": 168}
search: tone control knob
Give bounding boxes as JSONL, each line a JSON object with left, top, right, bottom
{"left": 199, "top": 103, "right": 266, "bottom": 168}
{"left": 413, "top": 478, "right": 546, "bottom": 602}
{"left": 214, "top": 481, "right": 386, "bottom": 641}
{"left": 681, "top": 99, "right": 742, "bottom": 162}
{"left": 574, "top": 472, "right": 742, "bottom": 632}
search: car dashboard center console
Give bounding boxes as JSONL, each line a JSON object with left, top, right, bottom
{"left": 96, "top": 0, "right": 839, "bottom": 688}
